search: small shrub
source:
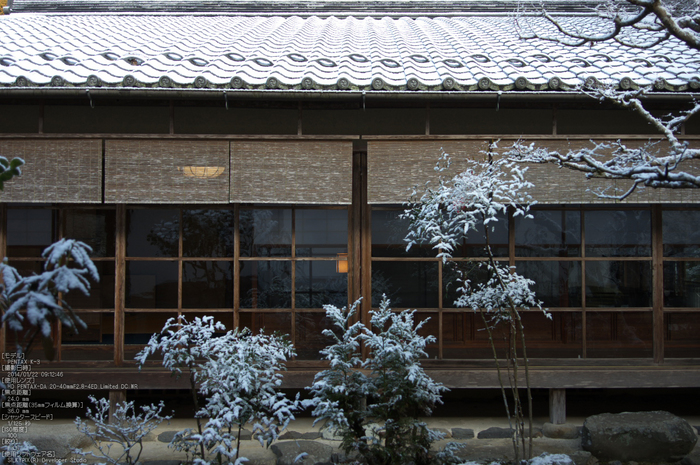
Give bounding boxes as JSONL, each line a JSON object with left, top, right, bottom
{"left": 308, "top": 297, "right": 459, "bottom": 465}
{"left": 74, "top": 395, "right": 172, "bottom": 465}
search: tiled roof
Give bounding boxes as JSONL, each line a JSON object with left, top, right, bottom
{"left": 0, "top": 10, "right": 698, "bottom": 93}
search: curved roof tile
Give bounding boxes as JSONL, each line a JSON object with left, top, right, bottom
{"left": 0, "top": 14, "right": 698, "bottom": 92}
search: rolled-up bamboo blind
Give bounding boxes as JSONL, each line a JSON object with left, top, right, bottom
{"left": 367, "top": 140, "right": 489, "bottom": 204}
{"left": 105, "top": 140, "right": 229, "bottom": 203}
{"left": 499, "top": 139, "right": 700, "bottom": 204}
{"left": 231, "top": 141, "right": 352, "bottom": 204}
{"left": 0, "top": 140, "right": 102, "bottom": 203}
{"left": 370, "top": 139, "right": 700, "bottom": 205}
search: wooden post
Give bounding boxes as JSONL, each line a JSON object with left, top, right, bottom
{"left": 549, "top": 388, "right": 566, "bottom": 424}
{"left": 108, "top": 389, "right": 127, "bottom": 425}
{"left": 652, "top": 205, "right": 664, "bottom": 364}
{"left": 114, "top": 205, "right": 126, "bottom": 367}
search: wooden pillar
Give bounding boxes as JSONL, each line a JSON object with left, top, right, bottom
{"left": 114, "top": 204, "right": 126, "bottom": 367}
{"left": 549, "top": 388, "right": 566, "bottom": 424}
{"left": 108, "top": 389, "right": 127, "bottom": 424}
{"left": 652, "top": 205, "right": 664, "bottom": 364}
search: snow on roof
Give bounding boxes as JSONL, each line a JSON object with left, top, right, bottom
{"left": 0, "top": 4, "right": 698, "bottom": 94}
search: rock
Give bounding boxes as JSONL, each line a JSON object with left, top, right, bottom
{"left": 567, "top": 450, "right": 593, "bottom": 465}
{"left": 543, "top": 423, "right": 581, "bottom": 439}
{"left": 581, "top": 411, "right": 698, "bottom": 462}
{"left": 320, "top": 425, "right": 343, "bottom": 441}
{"left": 279, "top": 431, "right": 303, "bottom": 440}
{"left": 477, "top": 427, "right": 512, "bottom": 439}
{"left": 477, "top": 426, "right": 542, "bottom": 439}
{"left": 695, "top": 425, "right": 700, "bottom": 435}
{"left": 270, "top": 440, "right": 333, "bottom": 465}
{"left": 300, "top": 432, "right": 322, "bottom": 440}
{"left": 433, "top": 427, "right": 452, "bottom": 438}
{"left": 157, "top": 430, "right": 178, "bottom": 443}
{"left": 681, "top": 447, "right": 700, "bottom": 465}
{"left": 452, "top": 428, "right": 475, "bottom": 439}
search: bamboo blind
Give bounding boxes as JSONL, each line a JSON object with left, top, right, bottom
{"left": 369, "top": 139, "right": 700, "bottom": 205}
{"left": 0, "top": 140, "right": 102, "bottom": 203}
{"left": 230, "top": 141, "right": 352, "bottom": 204}
{"left": 104, "top": 140, "right": 230, "bottom": 203}
{"left": 367, "top": 140, "right": 489, "bottom": 204}
{"left": 498, "top": 139, "right": 700, "bottom": 204}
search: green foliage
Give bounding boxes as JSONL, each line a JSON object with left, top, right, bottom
{"left": 0, "top": 156, "right": 24, "bottom": 191}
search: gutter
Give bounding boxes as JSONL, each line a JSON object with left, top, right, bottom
{"left": 1, "top": 88, "right": 699, "bottom": 102}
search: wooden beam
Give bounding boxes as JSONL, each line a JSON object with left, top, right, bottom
{"left": 108, "top": 389, "right": 127, "bottom": 424}
{"left": 549, "top": 388, "right": 566, "bottom": 424}
{"left": 114, "top": 205, "right": 126, "bottom": 367}
{"left": 36, "top": 366, "right": 700, "bottom": 390}
{"left": 652, "top": 205, "right": 664, "bottom": 364}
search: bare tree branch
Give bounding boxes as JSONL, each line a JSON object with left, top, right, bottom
{"left": 512, "top": 1, "right": 700, "bottom": 199}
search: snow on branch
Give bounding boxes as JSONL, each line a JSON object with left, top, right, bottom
{"left": 506, "top": 83, "right": 700, "bottom": 199}
{"left": 1, "top": 239, "right": 99, "bottom": 356}
{"left": 516, "top": 0, "right": 700, "bottom": 51}
{"left": 403, "top": 151, "right": 534, "bottom": 261}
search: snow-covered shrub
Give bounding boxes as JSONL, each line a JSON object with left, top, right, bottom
{"left": 74, "top": 395, "right": 171, "bottom": 465}
{"left": 138, "top": 319, "right": 298, "bottom": 465}
{"left": 136, "top": 315, "right": 225, "bottom": 459}
{"left": 1, "top": 239, "right": 99, "bottom": 359}
{"left": 193, "top": 329, "right": 299, "bottom": 465}
{"left": 402, "top": 151, "right": 548, "bottom": 462}
{"left": 307, "top": 299, "right": 370, "bottom": 456}
{"left": 308, "top": 297, "right": 457, "bottom": 465}
{"left": 0, "top": 156, "right": 23, "bottom": 191}
{"left": 0, "top": 440, "right": 39, "bottom": 465}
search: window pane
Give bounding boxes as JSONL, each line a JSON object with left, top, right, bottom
{"left": 586, "top": 261, "right": 652, "bottom": 307}
{"left": 239, "top": 312, "right": 291, "bottom": 336}
{"left": 442, "top": 261, "right": 491, "bottom": 308}
{"left": 665, "top": 313, "right": 700, "bottom": 358}
{"left": 64, "top": 209, "right": 116, "bottom": 258}
{"left": 126, "top": 209, "right": 179, "bottom": 257}
{"left": 585, "top": 210, "right": 651, "bottom": 257}
{"left": 515, "top": 210, "right": 580, "bottom": 257}
{"left": 125, "top": 261, "right": 178, "bottom": 308}
{"left": 295, "top": 312, "right": 335, "bottom": 360}
{"left": 371, "top": 261, "right": 439, "bottom": 308}
{"left": 516, "top": 261, "right": 582, "bottom": 307}
{"left": 586, "top": 311, "right": 653, "bottom": 358}
{"left": 240, "top": 261, "right": 292, "bottom": 308}
{"left": 182, "top": 261, "right": 233, "bottom": 308}
{"left": 7, "top": 261, "right": 43, "bottom": 277}
{"left": 65, "top": 261, "right": 116, "bottom": 309}
{"left": 295, "top": 261, "right": 348, "bottom": 308}
{"left": 663, "top": 210, "right": 700, "bottom": 257}
{"left": 61, "top": 312, "right": 114, "bottom": 361}
{"left": 240, "top": 209, "right": 292, "bottom": 257}
{"left": 451, "top": 211, "right": 508, "bottom": 258}
{"left": 372, "top": 209, "right": 432, "bottom": 257}
{"left": 295, "top": 209, "right": 348, "bottom": 257}
{"left": 7, "top": 208, "right": 58, "bottom": 257}
{"left": 124, "top": 313, "right": 178, "bottom": 358}
{"left": 182, "top": 209, "right": 234, "bottom": 258}
{"left": 664, "top": 261, "right": 700, "bottom": 307}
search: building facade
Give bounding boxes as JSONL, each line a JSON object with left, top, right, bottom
{"left": 1, "top": 0, "right": 699, "bottom": 415}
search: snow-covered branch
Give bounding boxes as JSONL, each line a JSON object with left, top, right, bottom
{"left": 1, "top": 239, "right": 99, "bottom": 357}
{"left": 507, "top": 85, "right": 700, "bottom": 199}
{"left": 517, "top": 0, "right": 700, "bottom": 50}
